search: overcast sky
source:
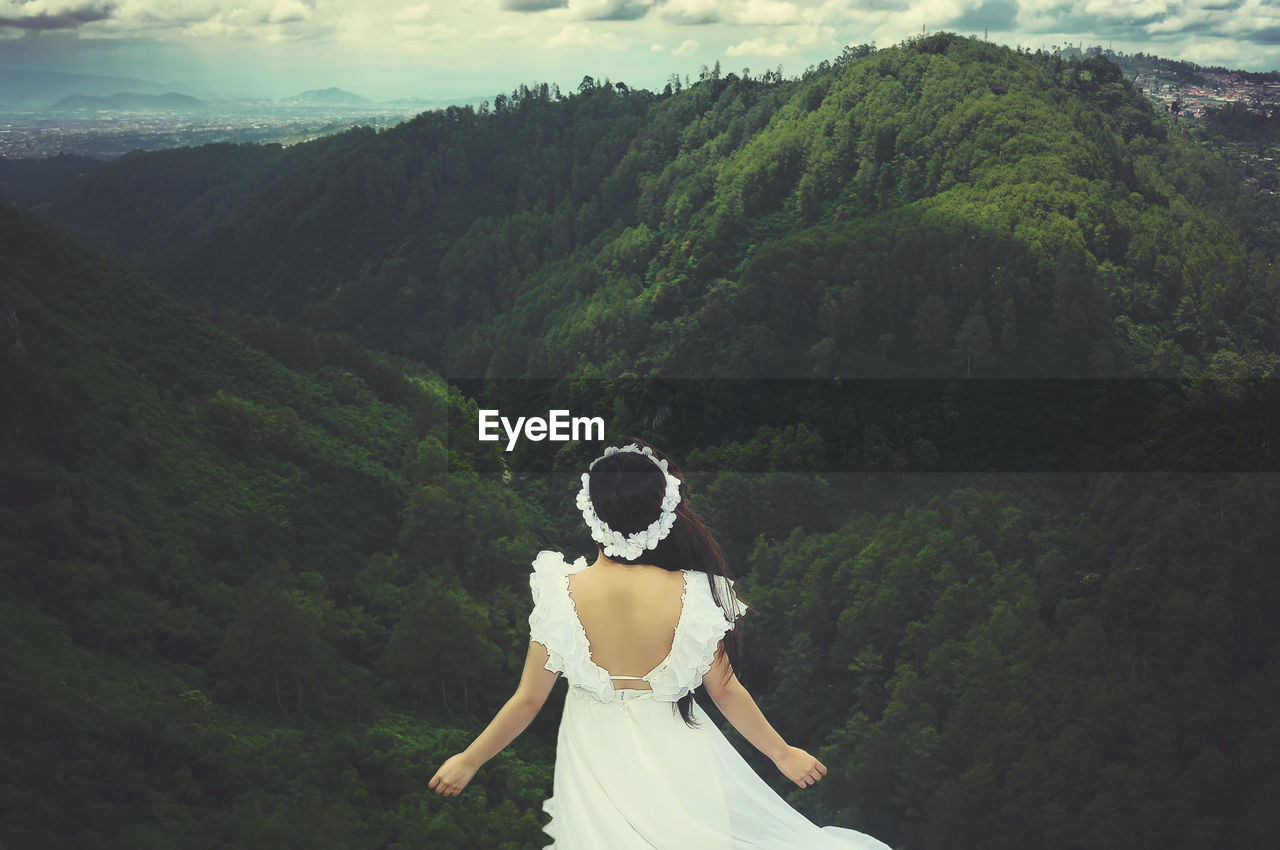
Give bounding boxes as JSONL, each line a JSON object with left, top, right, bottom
{"left": 0, "top": 1, "right": 1276, "bottom": 101}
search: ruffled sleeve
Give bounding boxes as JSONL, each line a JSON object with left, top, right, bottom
{"left": 647, "top": 571, "right": 748, "bottom": 702}
{"left": 528, "top": 550, "right": 569, "bottom": 675}
{"left": 528, "top": 550, "right": 610, "bottom": 694}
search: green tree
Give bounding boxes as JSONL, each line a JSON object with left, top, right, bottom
{"left": 380, "top": 574, "right": 503, "bottom": 715}
{"left": 952, "top": 303, "right": 992, "bottom": 376}
{"left": 213, "top": 566, "right": 335, "bottom": 716}
{"left": 913, "top": 294, "right": 950, "bottom": 351}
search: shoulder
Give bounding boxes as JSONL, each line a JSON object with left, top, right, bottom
{"left": 531, "top": 550, "right": 589, "bottom": 573}
{"left": 530, "top": 550, "right": 587, "bottom": 600}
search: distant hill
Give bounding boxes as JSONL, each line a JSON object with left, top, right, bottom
{"left": 51, "top": 91, "right": 207, "bottom": 111}
{"left": 0, "top": 67, "right": 171, "bottom": 108}
{"left": 281, "top": 87, "right": 373, "bottom": 106}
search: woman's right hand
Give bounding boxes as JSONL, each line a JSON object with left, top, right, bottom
{"left": 428, "top": 753, "right": 479, "bottom": 797}
{"left": 772, "top": 745, "right": 827, "bottom": 788}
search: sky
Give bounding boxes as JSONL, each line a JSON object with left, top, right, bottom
{"left": 0, "top": 0, "right": 1277, "bottom": 101}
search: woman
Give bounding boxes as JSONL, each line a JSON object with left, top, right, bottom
{"left": 430, "top": 440, "right": 891, "bottom": 848}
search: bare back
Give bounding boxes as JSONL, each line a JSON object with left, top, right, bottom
{"left": 566, "top": 563, "right": 686, "bottom": 690}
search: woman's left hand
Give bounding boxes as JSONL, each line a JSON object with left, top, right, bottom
{"left": 429, "top": 753, "right": 479, "bottom": 797}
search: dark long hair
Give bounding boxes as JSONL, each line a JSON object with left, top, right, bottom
{"left": 584, "top": 437, "right": 745, "bottom": 727}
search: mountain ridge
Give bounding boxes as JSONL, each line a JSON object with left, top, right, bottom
{"left": 0, "top": 66, "right": 173, "bottom": 107}
{"left": 51, "top": 91, "right": 207, "bottom": 111}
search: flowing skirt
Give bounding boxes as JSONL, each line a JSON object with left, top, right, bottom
{"left": 540, "top": 685, "right": 893, "bottom": 849}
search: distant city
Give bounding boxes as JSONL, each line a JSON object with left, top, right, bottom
{"left": 1085, "top": 45, "right": 1280, "bottom": 198}
{"left": 0, "top": 101, "right": 445, "bottom": 159}
{"left": 1038, "top": 44, "right": 1280, "bottom": 119}
{"left": 0, "top": 68, "right": 479, "bottom": 159}
{"left": 1132, "top": 68, "right": 1280, "bottom": 118}
{"left": 1136, "top": 71, "right": 1274, "bottom": 118}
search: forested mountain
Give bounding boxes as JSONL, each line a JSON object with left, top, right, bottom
{"left": 13, "top": 34, "right": 1279, "bottom": 378}
{"left": 4, "top": 32, "right": 1280, "bottom": 850}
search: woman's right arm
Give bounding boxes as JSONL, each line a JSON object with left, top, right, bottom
{"left": 701, "top": 640, "right": 828, "bottom": 788}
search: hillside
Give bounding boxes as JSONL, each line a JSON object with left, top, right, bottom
{"left": 0, "top": 201, "right": 555, "bottom": 847}
{"left": 13, "top": 34, "right": 1280, "bottom": 379}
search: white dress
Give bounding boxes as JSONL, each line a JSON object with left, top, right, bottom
{"left": 527, "top": 550, "right": 893, "bottom": 850}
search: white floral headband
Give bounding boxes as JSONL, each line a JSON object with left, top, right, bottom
{"left": 576, "top": 443, "right": 682, "bottom": 560}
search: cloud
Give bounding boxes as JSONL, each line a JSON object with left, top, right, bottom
{"left": 1248, "top": 26, "right": 1280, "bottom": 44}
{"left": 1002, "top": 0, "right": 1280, "bottom": 47}
{"left": 659, "top": 0, "right": 720, "bottom": 24}
{"left": 546, "top": 22, "right": 620, "bottom": 48}
{"left": 950, "top": 0, "right": 1019, "bottom": 32}
{"left": 724, "top": 35, "right": 797, "bottom": 57}
{"left": 46, "top": 1, "right": 343, "bottom": 41}
{"left": 661, "top": 0, "right": 804, "bottom": 26}
{"left": 720, "top": 12, "right": 835, "bottom": 59}
{"left": 393, "top": 2, "right": 432, "bottom": 23}
{"left": 579, "top": 0, "right": 653, "bottom": 20}
{"left": 393, "top": 20, "right": 457, "bottom": 48}
{"left": 502, "top": 0, "right": 567, "bottom": 11}
{"left": 0, "top": 2, "right": 114, "bottom": 30}
{"left": 267, "top": 0, "right": 310, "bottom": 25}
{"left": 651, "top": 35, "right": 699, "bottom": 52}
{"left": 476, "top": 23, "right": 517, "bottom": 39}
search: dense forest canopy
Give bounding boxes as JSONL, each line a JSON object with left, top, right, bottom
{"left": 2, "top": 33, "right": 1279, "bottom": 850}
{"left": 8, "top": 33, "right": 1279, "bottom": 380}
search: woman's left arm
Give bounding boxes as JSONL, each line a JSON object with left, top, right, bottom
{"left": 428, "top": 639, "right": 560, "bottom": 796}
